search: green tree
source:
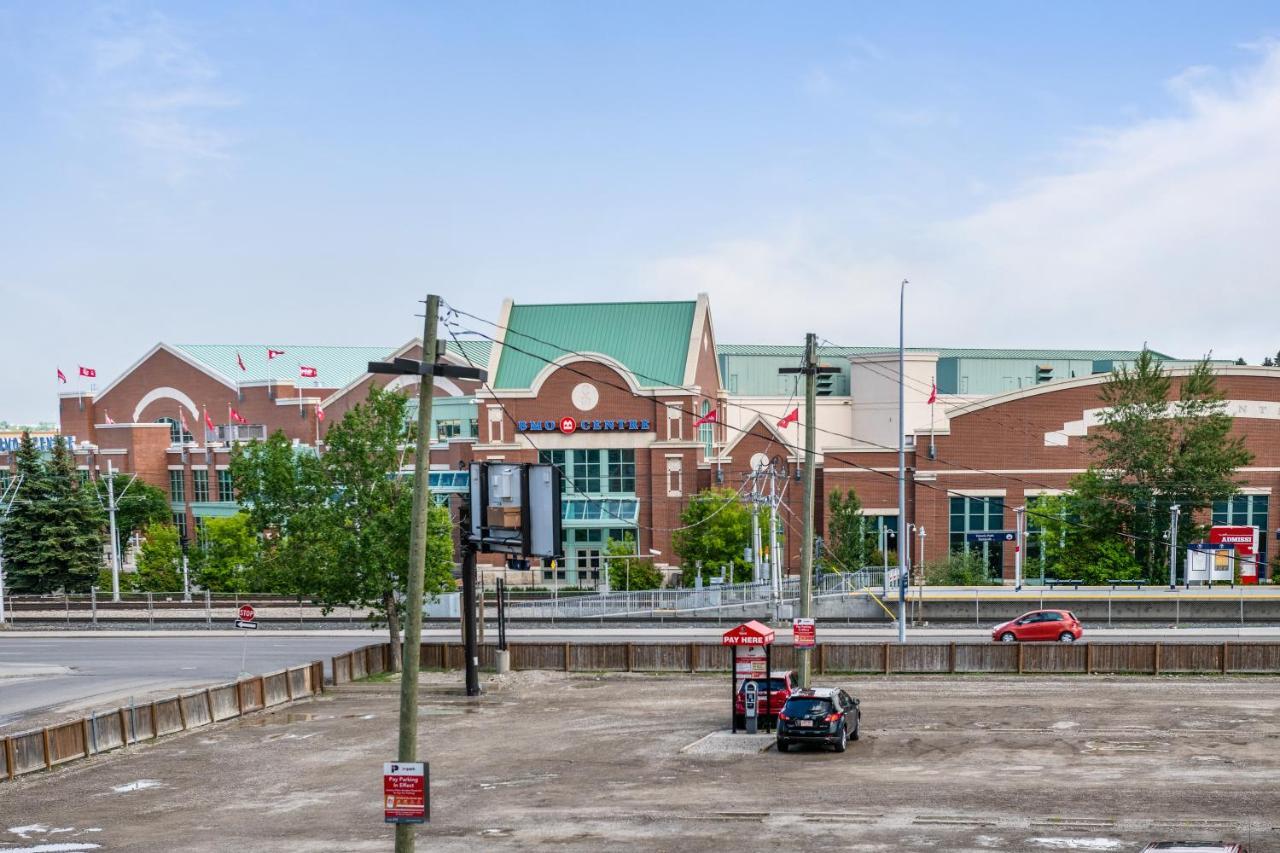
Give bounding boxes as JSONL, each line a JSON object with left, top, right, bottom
{"left": 2, "top": 436, "right": 105, "bottom": 593}
{"left": 97, "top": 475, "right": 170, "bottom": 555}
{"left": 1030, "top": 488, "right": 1142, "bottom": 585}
{"left": 672, "top": 487, "right": 752, "bottom": 585}
{"left": 134, "top": 524, "right": 183, "bottom": 592}
{"left": 1081, "top": 352, "right": 1252, "bottom": 582}
{"left": 605, "top": 534, "right": 663, "bottom": 590}
{"left": 824, "top": 488, "right": 876, "bottom": 572}
{"left": 194, "top": 512, "right": 261, "bottom": 593}
{"left": 230, "top": 387, "right": 456, "bottom": 670}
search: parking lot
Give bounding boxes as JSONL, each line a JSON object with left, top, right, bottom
{"left": 1, "top": 671, "right": 1277, "bottom": 852}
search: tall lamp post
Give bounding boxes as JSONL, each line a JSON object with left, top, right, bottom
{"left": 897, "top": 279, "right": 909, "bottom": 645}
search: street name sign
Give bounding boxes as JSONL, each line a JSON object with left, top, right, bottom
{"left": 965, "top": 531, "right": 1015, "bottom": 544}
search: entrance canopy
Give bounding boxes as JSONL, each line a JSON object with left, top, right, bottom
{"left": 722, "top": 620, "right": 775, "bottom": 646}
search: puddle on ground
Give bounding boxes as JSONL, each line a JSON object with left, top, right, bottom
{"left": 110, "top": 780, "right": 163, "bottom": 793}
{"left": 479, "top": 828, "right": 514, "bottom": 837}
{"left": 241, "top": 713, "right": 334, "bottom": 727}
{"left": 1029, "top": 840, "right": 1124, "bottom": 851}
{"left": 417, "top": 706, "right": 483, "bottom": 716}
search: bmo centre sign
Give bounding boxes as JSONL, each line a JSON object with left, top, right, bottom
{"left": 517, "top": 416, "right": 652, "bottom": 434}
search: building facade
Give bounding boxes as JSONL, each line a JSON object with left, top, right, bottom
{"left": 5, "top": 294, "right": 1271, "bottom": 585}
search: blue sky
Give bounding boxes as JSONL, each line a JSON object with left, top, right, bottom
{"left": 3, "top": 2, "right": 1280, "bottom": 421}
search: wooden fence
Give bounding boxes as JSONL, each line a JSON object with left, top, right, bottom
{"left": 328, "top": 640, "right": 1280, "bottom": 679}
{"left": 0, "top": 660, "right": 324, "bottom": 783}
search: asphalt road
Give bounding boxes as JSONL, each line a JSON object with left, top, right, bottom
{"left": 0, "top": 634, "right": 379, "bottom": 730}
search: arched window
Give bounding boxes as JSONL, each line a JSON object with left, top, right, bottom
{"left": 156, "top": 416, "right": 192, "bottom": 445}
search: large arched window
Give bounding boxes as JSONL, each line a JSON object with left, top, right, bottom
{"left": 156, "top": 417, "right": 193, "bottom": 445}
{"left": 698, "top": 400, "right": 713, "bottom": 460}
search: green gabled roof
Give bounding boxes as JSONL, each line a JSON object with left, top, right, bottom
{"left": 493, "top": 301, "right": 697, "bottom": 389}
{"left": 175, "top": 341, "right": 492, "bottom": 389}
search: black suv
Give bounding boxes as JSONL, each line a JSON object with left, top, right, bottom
{"left": 776, "top": 687, "right": 860, "bottom": 753}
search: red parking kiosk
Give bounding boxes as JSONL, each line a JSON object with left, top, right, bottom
{"left": 723, "top": 620, "right": 775, "bottom": 734}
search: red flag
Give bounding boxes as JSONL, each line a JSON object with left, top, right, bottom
{"left": 267, "top": 348, "right": 285, "bottom": 360}
{"left": 231, "top": 407, "right": 248, "bottom": 425}
{"left": 79, "top": 366, "right": 96, "bottom": 378}
{"left": 316, "top": 407, "right": 325, "bottom": 422}
{"left": 236, "top": 351, "right": 246, "bottom": 372}
{"left": 693, "top": 409, "right": 717, "bottom": 427}
{"left": 57, "top": 368, "right": 67, "bottom": 384}
{"left": 299, "top": 366, "right": 317, "bottom": 378}
{"left": 104, "top": 412, "right": 115, "bottom": 425}
{"left": 927, "top": 381, "right": 937, "bottom": 405}
{"left": 204, "top": 411, "right": 216, "bottom": 431}
{"left": 179, "top": 409, "right": 191, "bottom": 437}
{"left": 778, "top": 408, "right": 799, "bottom": 429}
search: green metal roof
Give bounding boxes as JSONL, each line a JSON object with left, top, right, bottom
{"left": 175, "top": 341, "right": 491, "bottom": 388}
{"left": 717, "top": 344, "right": 1179, "bottom": 360}
{"left": 493, "top": 301, "right": 697, "bottom": 389}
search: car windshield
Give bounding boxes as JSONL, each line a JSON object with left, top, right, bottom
{"left": 783, "top": 697, "right": 833, "bottom": 717}
{"left": 739, "top": 678, "right": 788, "bottom": 693}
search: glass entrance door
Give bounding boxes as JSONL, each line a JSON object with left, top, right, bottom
{"left": 571, "top": 547, "right": 602, "bottom": 587}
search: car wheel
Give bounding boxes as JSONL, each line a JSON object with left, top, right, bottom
{"left": 776, "top": 740, "right": 788, "bottom": 753}
{"left": 1000, "top": 632, "right": 1017, "bottom": 643}
{"left": 834, "top": 727, "right": 847, "bottom": 753}
{"left": 851, "top": 717, "right": 860, "bottom": 741}
{"left": 1059, "top": 632, "right": 1075, "bottom": 643}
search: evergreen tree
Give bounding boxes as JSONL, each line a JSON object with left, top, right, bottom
{"left": 825, "top": 488, "right": 877, "bottom": 572}
{"left": 2, "top": 435, "right": 104, "bottom": 593}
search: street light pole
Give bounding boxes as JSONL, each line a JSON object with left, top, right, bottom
{"left": 1169, "top": 504, "right": 1181, "bottom": 590}
{"left": 897, "top": 279, "right": 908, "bottom": 645}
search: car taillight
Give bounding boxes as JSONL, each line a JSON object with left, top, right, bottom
{"left": 779, "top": 712, "right": 789, "bottom": 721}
{"left": 823, "top": 713, "right": 842, "bottom": 722}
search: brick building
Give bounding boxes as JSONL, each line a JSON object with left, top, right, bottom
{"left": 5, "top": 294, "right": 1269, "bottom": 585}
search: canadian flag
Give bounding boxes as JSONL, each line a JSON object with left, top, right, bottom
{"left": 778, "top": 408, "right": 799, "bottom": 429}
{"left": 236, "top": 352, "right": 246, "bottom": 372}
{"left": 204, "top": 411, "right": 216, "bottom": 431}
{"left": 267, "top": 348, "right": 285, "bottom": 360}
{"left": 57, "top": 368, "right": 67, "bottom": 384}
{"left": 316, "top": 407, "right": 326, "bottom": 422}
{"left": 79, "top": 366, "right": 96, "bottom": 378}
{"left": 927, "top": 381, "right": 937, "bottom": 405}
{"left": 104, "top": 413, "right": 115, "bottom": 425}
{"left": 179, "top": 409, "right": 192, "bottom": 436}
{"left": 693, "top": 409, "right": 717, "bottom": 427}
{"left": 299, "top": 366, "right": 317, "bottom": 378}
{"left": 231, "top": 407, "right": 248, "bottom": 425}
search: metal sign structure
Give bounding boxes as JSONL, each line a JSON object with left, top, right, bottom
{"left": 724, "top": 622, "right": 775, "bottom": 735}
{"left": 466, "top": 462, "right": 563, "bottom": 558}
{"left": 235, "top": 603, "right": 257, "bottom": 629}
{"left": 383, "top": 761, "right": 428, "bottom": 824}
{"left": 965, "top": 531, "right": 1016, "bottom": 544}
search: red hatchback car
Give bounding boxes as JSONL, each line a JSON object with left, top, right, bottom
{"left": 733, "top": 670, "right": 797, "bottom": 725}
{"left": 992, "top": 610, "right": 1083, "bottom": 643}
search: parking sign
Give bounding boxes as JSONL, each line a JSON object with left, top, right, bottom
{"left": 384, "top": 762, "right": 428, "bottom": 824}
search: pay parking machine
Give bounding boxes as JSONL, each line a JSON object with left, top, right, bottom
{"left": 723, "top": 620, "right": 776, "bottom": 734}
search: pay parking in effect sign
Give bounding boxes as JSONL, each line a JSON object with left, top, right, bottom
{"left": 384, "top": 762, "right": 428, "bottom": 824}
{"left": 793, "top": 618, "right": 816, "bottom": 649}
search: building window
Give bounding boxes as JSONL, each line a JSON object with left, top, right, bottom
{"left": 192, "top": 469, "right": 210, "bottom": 502}
{"left": 607, "top": 449, "right": 635, "bottom": 493}
{"left": 169, "top": 469, "right": 186, "bottom": 503}
{"left": 949, "top": 496, "right": 1005, "bottom": 577}
{"left": 698, "top": 400, "right": 713, "bottom": 459}
{"left": 666, "top": 457, "right": 683, "bottom": 498}
{"left": 172, "top": 512, "right": 188, "bottom": 542}
{"left": 217, "top": 469, "right": 234, "bottom": 502}
{"left": 157, "top": 416, "right": 193, "bottom": 445}
{"left": 436, "top": 419, "right": 463, "bottom": 441}
{"left": 1212, "top": 494, "right": 1270, "bottom": 579}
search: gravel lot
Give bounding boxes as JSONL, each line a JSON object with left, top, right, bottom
{"left": 1, "top": 672, "right": 1277, "bottom": 852}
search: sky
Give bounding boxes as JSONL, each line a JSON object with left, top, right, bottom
{"left": 3, "top": 2, "right": 1280, "bottom": 422}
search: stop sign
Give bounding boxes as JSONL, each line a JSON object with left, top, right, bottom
{"left": 239, "top": 604, "right": 255, "bottom": 622}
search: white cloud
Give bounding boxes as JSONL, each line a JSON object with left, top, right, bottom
{"left": 652, "top": 44, "right": 1280, "bottom": 359}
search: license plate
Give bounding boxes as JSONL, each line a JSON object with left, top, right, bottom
{"left": 798, "top": 720, "right": 813, "bottom": 727}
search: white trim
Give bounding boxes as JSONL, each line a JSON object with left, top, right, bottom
{"left": 486, "top": 299, "right": 513, "bottom": 386}
{"left": 682, "top": 293, "right": 708, "bottom": 387}
{"left": 528, "top": 352, "right": 642, "bottom": 397}
{"left": 822, "top": 467, "right": 901, "bottom": 473}
{"left": 96, "top": 422, "right": 168, "bottom": 429}
{"left": 275, "top": 397, "right": 323, "bottom": 407}
{"left": 133, "top": 387, "right": 200, "bottom": 423}
{"left": 860, "top": 507, "right": 899, "bottom": 515}
{"left": 99, "top": 343, "right": 238, "bottom": 400}
{"left": 96, "top": 449, "right": 128, "bottom": 455}
{"left": 167, "top": 464, "right": 186, "bottom": 470}
{"left": 928, "top": 468, "right": 1088, "bottom": 476}
{"left": 1022, "top": 488, "right": 1067, "bottom": 497}
{"left": 720, "top": 413, "right": 798, "bottom": 461}
{"left": 1239, "top": 486, "right": 1273, "bottom": 495}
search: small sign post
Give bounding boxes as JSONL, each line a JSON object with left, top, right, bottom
{"left": 793, "top": 617, "right": 816, "bottom": 649}
{"left": 235, "top": 603, "right": 257, "bottom": 630}
{"left": 384, "top": 761, "right": 428, "bottom": 824}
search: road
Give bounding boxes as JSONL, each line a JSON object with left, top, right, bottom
{"left": 0, "top": 633, "right": 380, "bottom": 730}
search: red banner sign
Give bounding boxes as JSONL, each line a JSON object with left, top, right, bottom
{"left": 384, "top": 762, "right": 427, "bottom": 824}
{"left": 793, "top": 618, "right": 816, "bottom": 649}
